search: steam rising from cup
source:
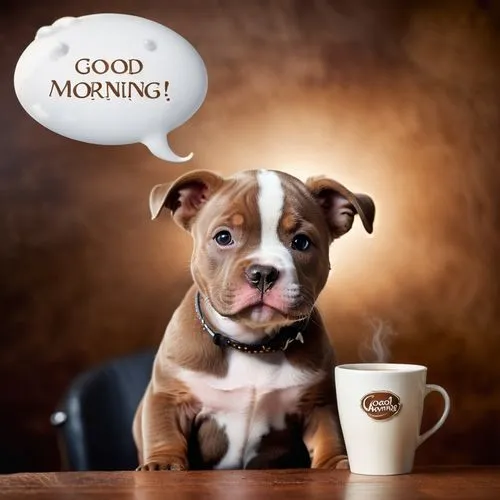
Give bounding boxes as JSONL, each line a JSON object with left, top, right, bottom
{"left": 13, "top": 13, "right": 208, "bottom": 163}
{"left": 359, "top": 317, "right": 397, "bottom": 363}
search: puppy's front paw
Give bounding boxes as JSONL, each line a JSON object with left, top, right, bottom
{"left": 313, "top": 454, "right": 349, "bottom": 470}
{"left": 136, "top": 457, "right": 187, "bottom": 471}
{"left": 335, "top": 457, "right": 349, "bottom": 470}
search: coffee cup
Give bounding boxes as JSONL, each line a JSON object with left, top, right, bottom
{"left": 335, "top": 363, "right": 451, "bottom": 475}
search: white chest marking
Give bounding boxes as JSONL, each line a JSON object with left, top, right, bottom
{"left": 176, "top": 351, "right": 322, "bottom": 469}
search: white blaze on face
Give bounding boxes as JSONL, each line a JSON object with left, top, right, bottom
{"left": 257, "top": 170, "right": 285, "bottom": 251}
{"left": 254, "top": 170, "right": 296, "bottom": 279}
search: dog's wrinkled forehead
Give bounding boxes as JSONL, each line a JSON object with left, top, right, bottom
{"left": 194, "top": 170, "right": 324, "bottom": 236}
{"left": 150, "top": 168, "right": 375, "bottom": 241}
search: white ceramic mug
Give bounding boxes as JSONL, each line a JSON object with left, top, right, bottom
{"left": 335, "top": 363, "right": 451, "bottom": 475}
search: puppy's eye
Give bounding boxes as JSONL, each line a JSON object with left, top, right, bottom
{"left": 291, "top": 234, "right": 311, "bottom": 251}
{"left": 214, "top": 230, "right": 234, "bottom": 247}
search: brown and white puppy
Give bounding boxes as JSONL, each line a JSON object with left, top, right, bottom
{"left": 133, "top": 169, "right": 375, "bottom": 471}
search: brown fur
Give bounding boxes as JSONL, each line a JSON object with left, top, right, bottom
{"left": 134, "top": 169, "right": 374, "bottom": 471}
{"left": 134, "top": 290, "right": 346, "bottom": 470}
{"left": 189, "top": 415, "right": 230, "bottom": 469}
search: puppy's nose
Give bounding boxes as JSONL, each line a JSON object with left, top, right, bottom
{"left": 245, "top": 264, "right": 280, "bottom": 292}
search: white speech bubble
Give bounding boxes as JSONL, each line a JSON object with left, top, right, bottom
{"left": 13, "top": 13, "right": 208, "bottom": 162}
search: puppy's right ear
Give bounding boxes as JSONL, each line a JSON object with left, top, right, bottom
{"left": 149, "top": 170, "right": 225, "bottom": 230}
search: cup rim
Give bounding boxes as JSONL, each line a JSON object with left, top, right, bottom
{"left": 335, "top": 363, "right": 427, "bottom": 373}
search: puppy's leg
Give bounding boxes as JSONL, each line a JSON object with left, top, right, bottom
{"left": 303, "top": 405, "right": 348, "bottom": 470}
{"left": 132, "top": 398, "right": 145, "bottom": 466}
{"left": 136, "top": 384, "right": 196, "bottom": 471}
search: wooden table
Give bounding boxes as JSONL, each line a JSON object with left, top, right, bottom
{"left": 1, "top": 467, "right": 499, "bottom": 499}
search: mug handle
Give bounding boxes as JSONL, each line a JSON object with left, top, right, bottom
{"left": 417, "top": 384, "right": 451, "bottom": 447}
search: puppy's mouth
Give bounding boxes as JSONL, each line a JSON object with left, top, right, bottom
{"left": 227, "top": 298, "right": 309, "bottom": 323}
{"left": 207, "top": 283, "right": 313, "bottom": 324}
{"left": 241, "top": 300, "right": 285, "bottom": 316}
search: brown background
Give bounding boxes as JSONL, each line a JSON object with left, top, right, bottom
{"left": 1, "top": 0, "right": 500, "bottom": 473}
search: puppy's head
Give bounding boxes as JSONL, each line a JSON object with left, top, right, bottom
{"left": 150, "top": 169, "right": 375, "bottom": 329}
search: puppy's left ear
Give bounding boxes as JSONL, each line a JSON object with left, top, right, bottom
{"left": 306, "top": 176, "right": 375, "bottom": 240}
{"left": 149, "top": 170, "right": 225, "bottom": 229}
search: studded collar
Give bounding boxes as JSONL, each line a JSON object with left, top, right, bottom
{"left": 194, "top": 291, "right": 309, "bottom": 354}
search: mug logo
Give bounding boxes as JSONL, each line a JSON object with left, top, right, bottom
{"left": 361, "top": 391, "right": 402, "bottom": 420}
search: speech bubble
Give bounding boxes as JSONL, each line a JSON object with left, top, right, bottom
{"left": 13, "top": 13, "right": 208, "bottom": 162}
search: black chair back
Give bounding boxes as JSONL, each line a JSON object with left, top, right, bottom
{"left": 51, "top": 349, "right": 155, "bottom": 471}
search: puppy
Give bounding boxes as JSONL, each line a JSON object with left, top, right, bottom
{"left": 133, "top": 169, "right": 375, "bottom": 471}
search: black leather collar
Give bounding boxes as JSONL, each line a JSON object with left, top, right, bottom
{"left": 194, "top": 291, "right": 309, "bottom": 354}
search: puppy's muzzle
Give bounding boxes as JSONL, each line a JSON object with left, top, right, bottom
{"left": 244, "top": 264, "right": 279, "bottom": 293}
